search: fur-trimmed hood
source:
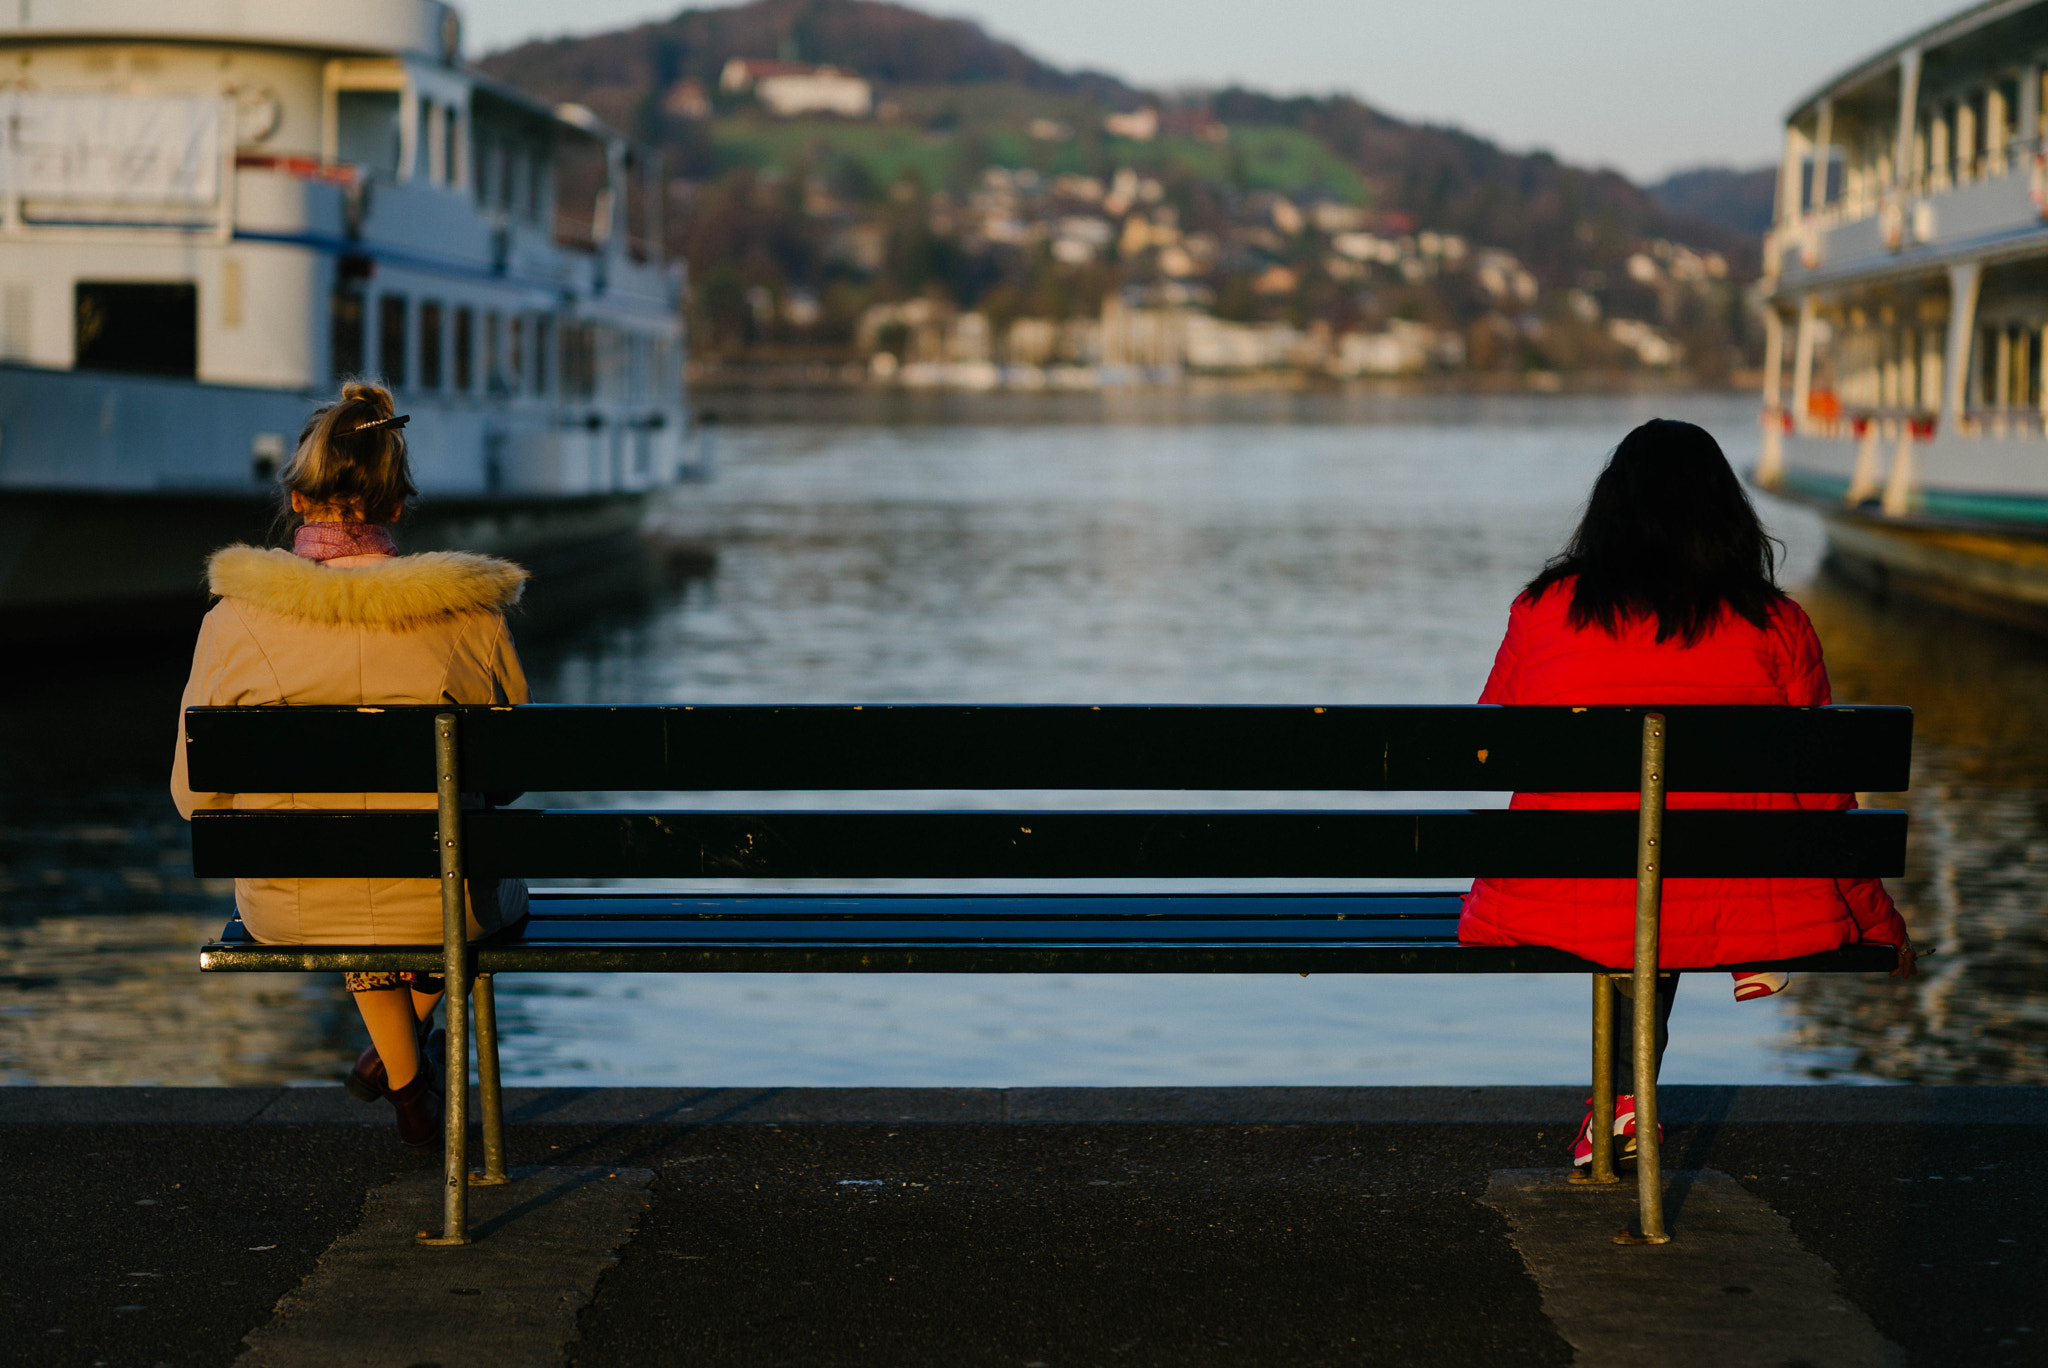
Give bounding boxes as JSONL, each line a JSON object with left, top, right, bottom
{"left": 207, "top": 545, "right": 526, "bottom": 627}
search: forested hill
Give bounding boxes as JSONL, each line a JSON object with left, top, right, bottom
{"left": 1648, "top": 166, "right": 1780, "bottom": 240}
{"left": 480, "top": 0, "right": 1141, "bottom": 119}
{"left": 479, "top": 0, "right": 1766, "bottom": 378}
{"left": 481, "top": 0, "right": 1748, "bottom": 274}
{"left": 1202, "top": 88, "right": 1754, "bottom": 282}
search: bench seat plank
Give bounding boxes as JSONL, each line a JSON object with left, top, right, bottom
{"left": 198, "top": 892, "right": 1900, "bottom": 975}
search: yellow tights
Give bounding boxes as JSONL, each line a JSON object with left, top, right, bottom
{"left": 352, "top": 985, "right": 441, "bottom": 1090}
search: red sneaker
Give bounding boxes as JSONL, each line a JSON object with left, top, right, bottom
{"left": 1571, "top": 1099, "right": 1600, "bottom": 1167}
{"left": 1572, "top": 1095, "right": 1663, "bottom": 1168}
{"left": 1732, "top": 971, "right": 1790, "bottom": 1001}
{"left": 1613, "top": 1094, "right": 1664, "bottom": 1167}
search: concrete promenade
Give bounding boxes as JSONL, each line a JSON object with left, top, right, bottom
{"left": 1, "top": 1086, "right": 2041, "bottom": 1367}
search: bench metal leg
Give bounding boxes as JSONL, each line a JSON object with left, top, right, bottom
{"left": 1615, "top": 712, "right": 1671, "bottom": 1245}
{"left": 470, "top": 972, "right": 510, "bottom": 1186}
{"left": 419, "top": 713, "right": 473, "bottom": 1247}
{"left": 1570, "top": 972, "right": 1620, "bottom": 1185}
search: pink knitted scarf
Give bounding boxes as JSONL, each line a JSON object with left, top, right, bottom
{"left": 293, "top": 522, "right": 396, "bottom": 562}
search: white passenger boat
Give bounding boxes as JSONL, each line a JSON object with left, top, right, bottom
{"left": 0, "top": 0, "right": 692, "bottom": 640}
{"left": 1757, "top": 0, "right": 2048, "bottom": 630}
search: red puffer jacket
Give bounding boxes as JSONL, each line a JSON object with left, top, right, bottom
{"left": 1457, "top": 578, "right": 1910, "bottom": 968}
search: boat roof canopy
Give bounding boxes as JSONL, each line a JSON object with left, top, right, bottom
{"left": 0, "top": 0, "right": 639, "bottom": 151}
{"left": 0, "top": 0, "right": 463, "bottom": 64}
{"left": 1788, "top": 0, "right": 2048, "bottom": 128}
{"left": 466, "top": 70, "right": 634, "bottom": 152}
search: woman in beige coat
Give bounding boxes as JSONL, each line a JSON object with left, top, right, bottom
{"left": 172, "top": 382, "right": 530, "bottom": 1146}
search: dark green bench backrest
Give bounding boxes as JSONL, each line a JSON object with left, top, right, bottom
{"left": 184, "top": 704, "right": 1912, "bottom": 793}
{"left": 182, "top": 705, "right": 1912, "bottom": 881}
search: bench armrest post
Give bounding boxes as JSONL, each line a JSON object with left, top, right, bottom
{"left": 1619, "top": 712, "right": 1671, "bottom": 1245}
{"left": 418, "top": 712, "right": 473, "bottom": 1248}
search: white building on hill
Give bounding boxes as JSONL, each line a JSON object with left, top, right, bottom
{"left": 719, "top": 59, "right": 871, "bottom": 118}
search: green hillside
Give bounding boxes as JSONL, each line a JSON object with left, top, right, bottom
{"left": 712, "top": 106, "right": 1370, "bottom": 204}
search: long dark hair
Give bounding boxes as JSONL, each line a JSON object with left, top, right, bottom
{"left": 1523, "top": 418, "right": 1783, "bottom": 645}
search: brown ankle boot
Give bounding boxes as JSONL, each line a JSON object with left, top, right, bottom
{"left": 344, "top": 1019, "right": 445, "bottom": 1103}
{"left": 386, "top": 1066, "right": 442, "bottom": 1149}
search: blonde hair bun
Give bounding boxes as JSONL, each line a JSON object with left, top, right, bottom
{"left": 278, "top": 380, "right": 417, "bottom": 526}
{"left": 340, "top": 381, "right": 395, "bottom": 414}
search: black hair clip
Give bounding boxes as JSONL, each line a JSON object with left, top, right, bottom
{"left": 353, "top": 413, "right": 411, "bottom": 433}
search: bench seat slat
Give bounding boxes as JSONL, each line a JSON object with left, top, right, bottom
{"left": 190, "top": 808, "right": 1908, "bottom": 880}
{"left": 196, "top": 893, "right": 1902, "bottom": 975}
{"left": 181, "top": 703, "right": 1914, "bottom": 795}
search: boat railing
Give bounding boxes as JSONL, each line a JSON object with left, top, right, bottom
{"left": 552, "top": 210, "right": 602, "bottom": 253}
{"left": 1794, "top": 406, "right": 2048, "bottom": 441}
{"left": 546, "top": 209, "right": 663, "bottom": 264}
{"left": 1784, "top": 133, "right": 2048, "bottom": 235}
{"left": 1793, "top": 409, "right": 1934, "bottom": 441}
{"left": 1958, "top": 406, "right": 2048, "bottom": 439}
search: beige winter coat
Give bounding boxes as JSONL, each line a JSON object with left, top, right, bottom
{"left": 171, "top": 545, "right": 531, "bottom": 946}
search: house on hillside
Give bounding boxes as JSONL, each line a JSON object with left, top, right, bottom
{"left": 719, "top": 58, "right": 872, "bottom": 117}
{"left": 1160, "top": 107, "right": 1227, "bottom": 143}
{"left": 1102, "top": 107, "right": 1159, "bottom": 141}
{"left": 662, "top": 79, "right": 712, "bottom": 119}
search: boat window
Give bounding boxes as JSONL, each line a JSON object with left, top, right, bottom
{"left": 443, "top": 108, "right": 462, "bottom": 190}
{"left": 534, "top": 316, "right": 553, "bottom": 395}
{"left": 471, "top": 132, "right": 493, "bottom": 205}
{"left": 550, "top": 138, "right": 606, "bottom": 250}
{"left": 331, "top": 288, "right": 365, "bottom": 380}
{"left": 485, "top": 310, "right": 502, "bottom": 393}
{"left": 454, "top": 306, "right": 474, "bottom": 391}
{"left": 420, "top": 302, "right": 444, "bottom": 390}
{"left": 337, "top": 90, "right": 402, "bottom": 179}
{"left": 527, "top": 149, "right": 549, "bottom": 224}
{"left": 74, "top": 282, "right": 195, "bottom": 378}
{"left": 509, "top": 152, "right": 529, "bottom": 222}
{"left": 417, "top": 99, "right": 434, "bottom": 183}
{"left": 485, "top": 143, "right": 505, "bottom": 211}
{"left": 561, "top": 321, "right": 595, "bottom": 399}
{"left": 379, "top": 295, "right": 408, "bottom": 388}
{"left": 509, "top": 314, "right": 526, "bottom": 393}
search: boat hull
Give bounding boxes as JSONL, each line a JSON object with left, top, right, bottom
{"left": 1764, "top": 475, "right": 2048, "bottom": 631}
{"left": 1764, "top": 427, "right": 2048, "bottom": 631}
{"left": 1819, "top": 514, "right": 2048, "bottom": 633}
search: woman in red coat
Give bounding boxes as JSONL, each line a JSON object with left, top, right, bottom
{"left": 1458, "top": 419, "right": 1916, "bottom": 1168}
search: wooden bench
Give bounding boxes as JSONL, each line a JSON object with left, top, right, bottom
{"left": 187, "top": 703, "right": 1912, "bottom": 1246}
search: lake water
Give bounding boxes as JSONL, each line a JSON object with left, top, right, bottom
{"left": 4, "top": 389, "right": 2043, "bottom": 1088}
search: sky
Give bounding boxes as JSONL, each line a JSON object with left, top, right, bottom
{"left": 463, "top": 0, "right": 1966, "bottom": 182}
